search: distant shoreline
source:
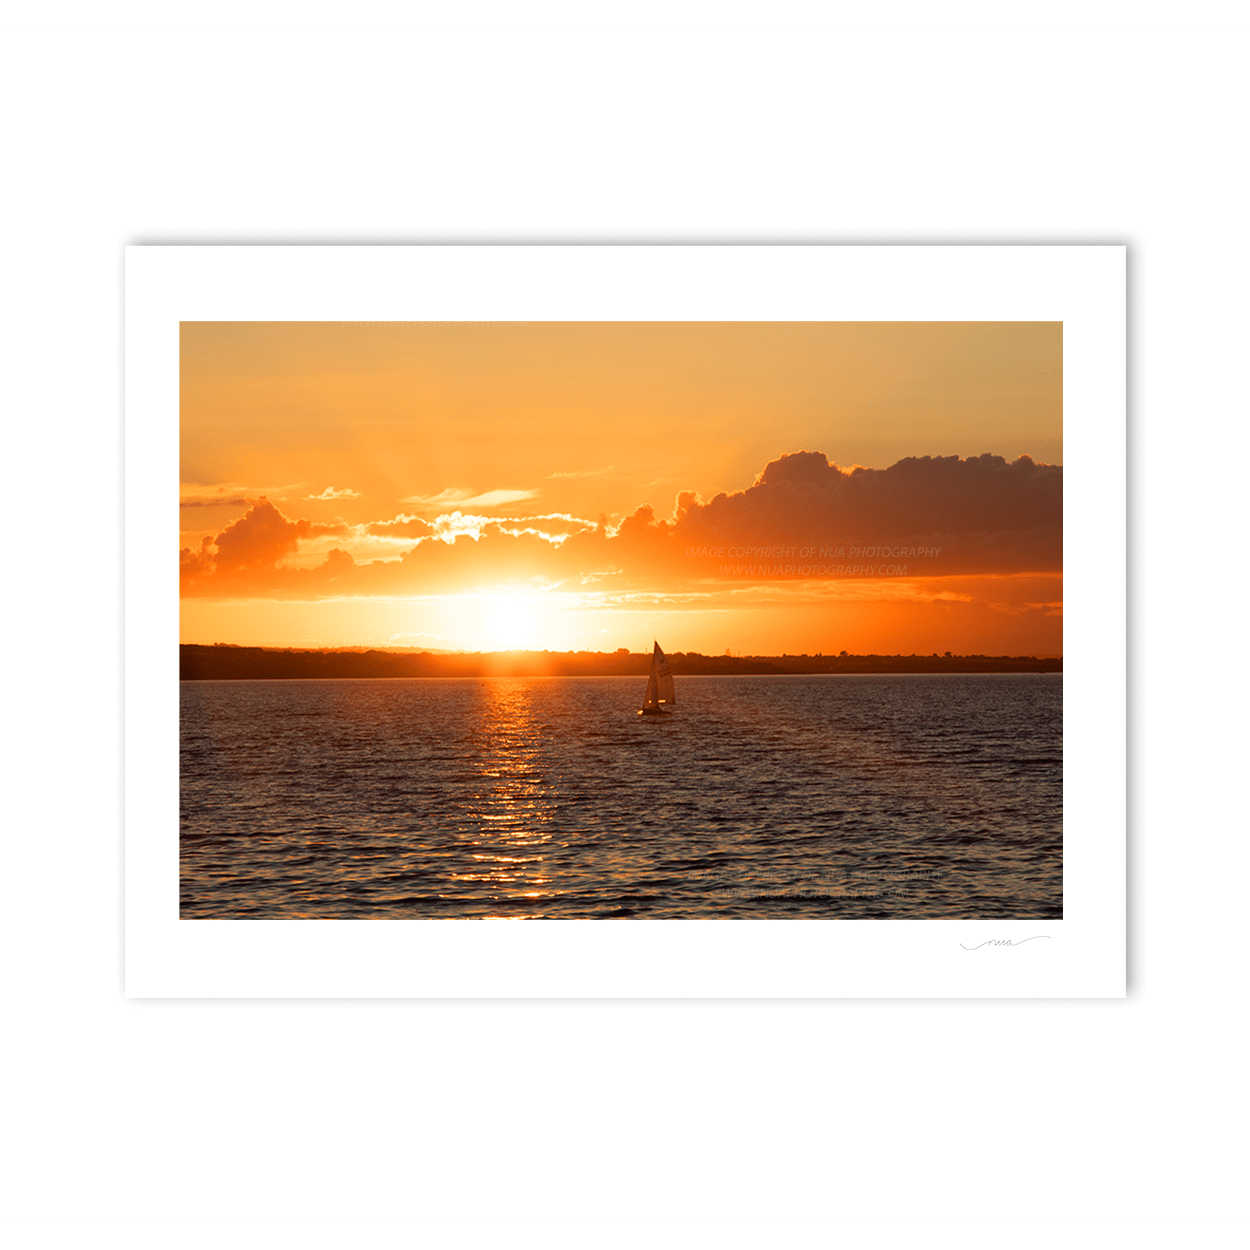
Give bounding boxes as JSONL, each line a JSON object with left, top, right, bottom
{"left": 180, "top": 644, "right": 1062, "bottom": 680}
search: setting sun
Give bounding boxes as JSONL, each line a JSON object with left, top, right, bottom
{"left": 482, "top": 591, "right": 542, "bottom": 651}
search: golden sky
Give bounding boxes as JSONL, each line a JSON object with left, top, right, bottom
{"left": 181, "top": 321, "right": 1062, "bottom": 653}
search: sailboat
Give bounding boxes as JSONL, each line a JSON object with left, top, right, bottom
{"left": 639, "top": 640, "right": 676, "bottom": 715}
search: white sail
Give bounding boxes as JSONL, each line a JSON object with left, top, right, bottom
{"left": 640, "top": 641, "right": 675, "bottom": 712}
{"left": 653, "top": 642, "right": 675, "bottom": 705}
{"left": 643, "top": 668, "right": 659, "bottom": 707}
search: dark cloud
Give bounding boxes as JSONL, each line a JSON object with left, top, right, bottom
{"left": 179, "top": 542, "right": 215, "bottom": 582}
{"left": 181, "top": 499, "right": 351, "bottom": 590}
{"left": 671, "top": 451, "right": 1061, "bottom": 575}
{"left": 212, "top": 499, "right": 306, "bottom": 571}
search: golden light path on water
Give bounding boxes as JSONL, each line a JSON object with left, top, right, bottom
{"left": 453, "top": 683, "right": 559, "bottom": 918}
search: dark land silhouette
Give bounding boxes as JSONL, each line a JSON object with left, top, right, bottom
{"left": 181, "top": 644, "right": 1061, "bottom": 680}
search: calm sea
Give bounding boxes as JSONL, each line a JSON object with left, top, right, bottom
{"left": 180, "top": 674, "right": 1061, "bottom": 920}
{"left": 181, "top": 675, "right": 1060, "bottom": 920}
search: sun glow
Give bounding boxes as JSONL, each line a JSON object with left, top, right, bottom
{"left": 481, "top": 591, "right": 542, "bottom": 651}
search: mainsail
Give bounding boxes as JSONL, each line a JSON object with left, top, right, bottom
{"left": 640, "top": 640, "right": 675, "bottom": 713}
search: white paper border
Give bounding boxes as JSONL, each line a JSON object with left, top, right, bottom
{"left": 125, "top": 245, "right": 1124, "bottom": 997}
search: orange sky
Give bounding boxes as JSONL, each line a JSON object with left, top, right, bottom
{"left": 180, "top": 321, "right": 1062, "bottom": 654}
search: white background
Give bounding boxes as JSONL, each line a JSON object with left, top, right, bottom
{"left": 4, "top": 4, "right": 1246, "bottom": 1249}
{"left": 126, "top": 245, "right": 1124, "bottom": 999}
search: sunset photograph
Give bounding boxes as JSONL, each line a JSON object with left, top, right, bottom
{"left": 17, "top": 5, "right": 1218, "bottom": 1240}
{"left": 179, "top": 320, "right": 1062, "bottom": 919}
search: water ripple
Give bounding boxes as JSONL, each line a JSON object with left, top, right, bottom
{"left": 180, "top": 673, "right": 1062, "bottom": 919}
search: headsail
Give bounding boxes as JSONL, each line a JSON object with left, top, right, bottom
{"left": 652, "top": 641, "right": 675, "bottom": 705}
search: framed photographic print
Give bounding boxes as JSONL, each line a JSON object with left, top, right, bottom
{"left": 125, "top": 245, "right": 1125, "bottom": 997}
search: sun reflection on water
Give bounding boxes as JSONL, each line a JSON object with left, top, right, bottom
{"left": 448, "top": 682, "right": 559, "bottom": 908}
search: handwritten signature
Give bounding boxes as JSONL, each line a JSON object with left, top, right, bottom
{"left": 960, "top": 936, "right": 1051, "bottom": 950}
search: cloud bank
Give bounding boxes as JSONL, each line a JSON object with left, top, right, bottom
{"left": 674, "top": 451, "right": 1060, "bottom": 571}
{"left": 181, "top": 451, "right": 1060, "bottom": 599}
